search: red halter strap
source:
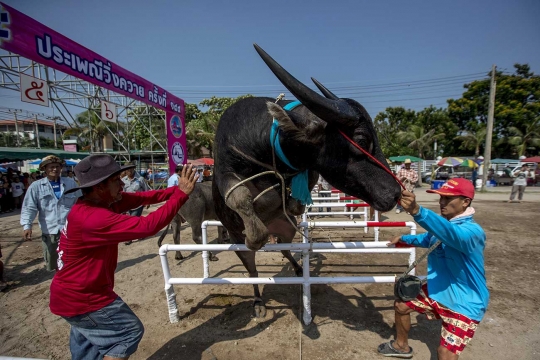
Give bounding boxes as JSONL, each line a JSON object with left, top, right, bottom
{"left": 338, "top": 129, "right": 406, "bottom": 190}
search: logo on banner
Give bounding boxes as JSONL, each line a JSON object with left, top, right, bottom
{"left": 0, "top": 6, "right": 11, "bottom": 43}
{"left": 170, "top": 114, "right": 183, "bottom": 138}
{"left": 171, "top": 142, "right": 185, "bottom": 165}
{"left": 20, "top": 73, "right": 49, "bottom": 107}
{"left": 101, "top": 101, "right": 117, "bottom": 122}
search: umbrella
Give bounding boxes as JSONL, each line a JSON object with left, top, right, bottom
{"left": 437, "top": 157, "right": 464, "bottom": 167}
{"left": 389, "top": 155, "right": 424, "bottom": 162}
{"left": 27, "top": 159, "right": 79, "bottom": 166}
{"left": 189, "top": 158, "right": 214, "bottom": 166}
{"left": 521, "top": 156, "right": 540, "bottom": 163}
{"left": 461, "top": 159, "right": 478, "bottom": 168}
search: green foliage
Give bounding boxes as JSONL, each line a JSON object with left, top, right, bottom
{"left": 64, "top": 107, "right": 123, "bottom": 152}
{"left": 373, "top": 107, "right": 417, "bottom": 155}
{"left": 185, "top": 95, "right": 253, "bottom": 157}
{"left": 126, "top": 106, "right": 165, "bottom": 151}
{"left": 447, "top": 63, "right": 540, "bottom": 157}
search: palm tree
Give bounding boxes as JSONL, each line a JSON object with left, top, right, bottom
{"left": 397, "top": 125, "right": 443, "bottom": 159}
{"left": 505, "top": 118, "right": 540, "bottom": 156}
{"left": 64, "top": 108, "right": 124, "bottom": 152}
{"left": 455, "top": 126, "right": 487, "bottom": 157}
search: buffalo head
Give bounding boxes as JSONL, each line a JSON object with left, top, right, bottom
{"left": 255, "top": 44, "right": 401, "bottom": 211}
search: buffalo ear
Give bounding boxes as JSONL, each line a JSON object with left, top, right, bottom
{"left": 266, "top": 102, "right": 325, "bottom": 145}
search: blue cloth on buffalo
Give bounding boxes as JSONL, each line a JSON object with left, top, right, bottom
{"left": 270, "top": 101, "right": 312, "bottom": 205}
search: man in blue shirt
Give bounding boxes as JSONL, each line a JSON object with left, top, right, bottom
{"left": 21, "top": 155, "right": 81, "bottom": 271}
{"left": 378, "top": 178, "right": 489, "bottom": 359}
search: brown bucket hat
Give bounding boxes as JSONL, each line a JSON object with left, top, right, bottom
{"left": 39, "top": 155, "right": 65, "bottom": 171}
{"left": 65, "top": 154, "right": 135, "bottom": 194}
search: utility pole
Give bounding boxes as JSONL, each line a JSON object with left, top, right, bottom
{"left": 481, "top": 65, "right": 497, "bottom": 192}
{"left": 13, "top": 111, "right": 20, "bottom": 147}
{"left": 53, "top": 116, "right": 58, "bottom": 149}
{"left": 34, "top": 114, "right": 41, "bottom": 148}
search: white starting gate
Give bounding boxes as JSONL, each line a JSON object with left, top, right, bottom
{"left": 159, "top": 220, "right": 418, "bottom": 325}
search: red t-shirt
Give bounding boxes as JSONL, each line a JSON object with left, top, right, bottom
{"left": 49, "top": 186, "right": 188, "bottom": 317}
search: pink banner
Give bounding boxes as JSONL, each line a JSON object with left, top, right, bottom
{"left": 0, "top": 2, "right": 186, "bottom": 174}
{"left": 166, "top": 111, "right": 187, "bottom": 175}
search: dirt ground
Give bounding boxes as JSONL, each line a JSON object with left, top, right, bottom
{"left": 1, "top": 186, "right": 539, "bottom": 360}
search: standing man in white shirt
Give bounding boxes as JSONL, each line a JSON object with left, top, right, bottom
{"left": 20, "top": 155, "right": 81, "bottom": 271}
{"left": 167, "top": 164, "right": 184, "bottom": 188}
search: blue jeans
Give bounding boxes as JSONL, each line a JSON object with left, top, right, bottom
{"left": 318, "top": 192, "right": 331, "bottom": 212}
{"left": 62, "top": 297, "right": 144, "bottom": 360}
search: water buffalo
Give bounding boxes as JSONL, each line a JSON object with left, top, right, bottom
{"left": 212, "top": 44, "right": 401, "bottom": 317}
{"left": 157, "top": 182, "right": 227, "bottom": 261}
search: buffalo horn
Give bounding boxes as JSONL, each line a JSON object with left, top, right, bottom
{"left": 253, "top": 44, "right": 359, "bottom": 125}
{"left": 311, "top": 77, "right": 339, "bottom": 100}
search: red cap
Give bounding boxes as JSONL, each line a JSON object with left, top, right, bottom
{"left": 426, "top": 178, "right": 475, "bottom": 199}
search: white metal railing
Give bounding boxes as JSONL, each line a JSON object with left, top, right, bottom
{"left": 159, "top": 220, "right": 417, "bottom": 325}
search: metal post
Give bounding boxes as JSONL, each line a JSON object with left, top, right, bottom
{"left": 481, "top": 65, "right": 497, "bottom": 192}
{"left": 13, "top": 111, "right": 20, "bottom": 146}
{"left": 34, "top": 115, "right": 41, "bottom": 148}
{"left": 53, "top": 117, "right": 57, "bottom": 149}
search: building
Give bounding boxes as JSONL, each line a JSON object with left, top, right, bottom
{"left": 0, "top": 118, "right": 68, "bottom": 143}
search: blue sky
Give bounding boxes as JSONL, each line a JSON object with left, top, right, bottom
{"left": 1, "top": 0, "right": 539, "bottom": 118}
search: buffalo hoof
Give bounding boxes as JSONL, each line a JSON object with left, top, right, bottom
{"left": 175, "top": 252, "right": 184, "bottom": 260}
{"left": 253, "top": 298, "right": 267, "bottom": 318}
{"left": 209, "top": 252, "right": 219, "bottom": 261}
{"left": 295, "top": 266, "right": 303, "bottom": 277}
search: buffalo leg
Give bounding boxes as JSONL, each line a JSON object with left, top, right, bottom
{"left": 220, "top": 174, "right": 268, "bottom": 250}
{"left": 234, "top": 249, "right": 266, "bottom": 318}
{"left": 170, "top": 213, "right": 184, "bottom": 260}
{"left": 268, "top": 215, "right": 303, "bottom": 277}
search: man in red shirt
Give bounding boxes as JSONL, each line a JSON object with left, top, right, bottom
{"left": 49, "top": 154, "right": 197, "bottom": 360}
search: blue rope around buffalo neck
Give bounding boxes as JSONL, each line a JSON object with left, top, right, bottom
{"left": 270, "top": 101, "right": 313, "bottom": 205}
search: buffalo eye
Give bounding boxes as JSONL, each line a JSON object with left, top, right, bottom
{"left": 353, "top": 133, "right": 373, "bottom": 153}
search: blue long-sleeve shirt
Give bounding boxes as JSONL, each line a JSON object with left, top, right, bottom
{"left": 401, "top": 206, "right": 489, "bottom": 321}
{"left": 20, "top": 177, "right": 82, "bottom": 235}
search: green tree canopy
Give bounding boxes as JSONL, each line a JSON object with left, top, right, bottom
{"left": 447, "top": 63, "right": 540, "bottom": 157}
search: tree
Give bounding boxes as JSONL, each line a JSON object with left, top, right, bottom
{"left": 505, "top": 117, "right": 540, "bottom": 156}
{"left": 64, "top": 107, "right": 125, "bottom": 152}
{"left": 373, "top": 107, "right": 417, "bottom": 156}
{"left": 397, "top": 125, "right": 443, "bottom": 159}
{"left": 448, "top": 64, "right": 540, "bottom": 157}
{"left": 126, "top": 106, "right": 166, "bottom": 151}
{"left": 455, "top": 126, "right": 487, "bottom": 157}
{"left": 184, "top": 95, "right": 253, "bottom": 157}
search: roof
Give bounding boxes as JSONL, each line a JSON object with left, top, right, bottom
{"left": 0, "top": 147, "right": 89, "bottom": 162}
{"left": 0, "top": 119, "right": 69, "bottom": 128}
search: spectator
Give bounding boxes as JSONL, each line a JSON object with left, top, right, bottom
{"left": 167, "top": 164, "right": 184, "bottom": 188}
{"left": 203, "top": 166, "right": 211, "bottom": 181}
{"left": 317, "top": 174, "right": 332, "bottom": 213}
{"left": 0, "top": 244, "right": 6, "bottom": 291}
{"left": 1, "top": 175, "right": 14, "bottom": 212}
{"left": 196, "top": 168, "right": 204, "bottom": 183}
{"left": 20, "top": 155, "right": 81, "bottom": 271}
{"left": 28, "top": 172, "right": 38, "bottom": 186}
{"left": 49, "top": 154, "right": 197, "bottom": 360}
{"left": 395, "top": 159, "right": 418, "bottom": 214}
{"left": 379, "top": 178, "right": 488, "bottom": 359}
{"left": 122, "top": 166, "right": 149, "bottom": 245}
{"left": 508, "top": 164, "right": 531, "bottom": 203}
{"left": 11, "top": 176, "right": 25, "bottom": 209}
{"left": 67, "top": 170, "right": 80, "bottom": 186}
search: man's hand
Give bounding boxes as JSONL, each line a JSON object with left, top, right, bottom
{"left": 387, "top": 235, "right": 402, "bottom": 247}
{"left": 400, "top": 190, "right": 420, "bottom": 215}
{"left": 177, "top": 164, "right": 197, "bottom": 195}
{"left": 23, "top": 229, "right": 32, "bottom": 241}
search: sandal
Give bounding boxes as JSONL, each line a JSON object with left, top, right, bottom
{"left": 377, "top": 340, "right": 413, "bottom": 358}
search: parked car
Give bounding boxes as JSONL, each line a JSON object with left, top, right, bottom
{"left": 423, "top": 166, "right": 471, "bottom": 184}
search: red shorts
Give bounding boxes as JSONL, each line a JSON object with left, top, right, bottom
{"left": 404, "top": 284, "right": 480, "bottom": 355}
